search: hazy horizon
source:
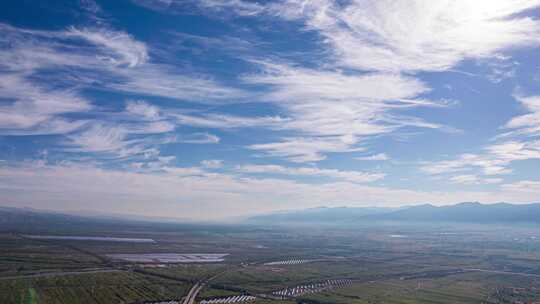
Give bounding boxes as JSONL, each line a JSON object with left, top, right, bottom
{"left": 2, "top": 201, "right": 540, "bottom": 222}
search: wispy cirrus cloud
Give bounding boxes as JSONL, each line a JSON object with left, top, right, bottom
{"left": 0, "top": 20, "right": 243, "bottom": 170}
{"left": 0, "top": 76, "right": 91, "bottom": 135}
{"left": 253, "top": 1, "right": 540, "bottom": 162}
{"left": 504, "top": 94, "right": 540, "bottom": 136}
{"left": 270, "top": 0, "right": 540, "bottom": 72}
{"left": 125, "top": 100, "right": 162, "bottom": 121}
{"left": 176, "top": 133, "right": 221, "bottom": 144}
{"left": 501, "top": 180, "right": 540, "bottom": 193}
{"left": 449, "top": 175, "right": 503, "bottom": 185}
{"left": 422, "top": 93, "right": 540, "bottom": 182}
{"left": 132, "top": 0, "right": 265, "bottom": 16}
{"left": 60, "top": 100, "right": 223, "bottom": 159}
{"left": 198, "top": 0, "right": 265, "bottom": 16}
{"left": 175, "top": 0, "right": 540, "bottom": 71}
{"left": 0, "top": 25, "right": 94, "bottom": 134}
{"left": 66, "top": 123, "right": 133, "bottom": 155}
{"left": 201, "top": 159, "right": 224, "bottom": 169}
{"left": 236, "top": 164, "right": 384, "bottom": 183}
{"left": 104, "top": 64, "right": 245, "bottom": 103}
{"left": 248, "top": 136, "right": 365, "bottom": 163}
{"left": 421, "top": 153, "right": 512, "bottom": 176}
{"left": 0, "top": 23, "right": 243, "bottom": 138}
{"left": 421, "top": 141, "right": 540, "bottom": 178}
{"left": 113, "top": 1, "right": 540, "bottom": 165}
{"left": 484, "top": 55, "right": 520, "bottom": 83}
{"left": 241, "top": 61, "right": 447, "bottom": 161}
{"left": 66, "top": 27, "right": 149, "bottom": 68}
{"left": 355, "top": 153, "right": 390, "bottom": 161}
{"left": 161, "top": 0, "right": 540, "bottom": 164}
{"left": 172, "top": 113, "right": 289, "bottom": 129}
{"left": 63, "top": 101, "right": 175, "bottom": 159}
{"left": 173, "top": 0, "right": 540, "bottom": 163}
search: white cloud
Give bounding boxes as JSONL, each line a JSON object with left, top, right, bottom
{"left": 57, "top": 100, "right": 220, "bottom": 157}
{"left": 484, "top": 55, "right": 519, "bottom": 83}
{"left": 449, "top": 174, "right": 503, "bottom": 185}
{"left": 106, "top": 64, "right": 245, "bottom": 102}
{"left": 236, "top": 1, "right": 540, "bottom": 162}
{"left": 64, "top": 122, "right": 174, "bottom": 159}
{"left": 501, "top": 180, "right": 540, "bottom": 193}
{"left": 245, "top": 61, "right": 430, "bottom": 102}
{"left": 504, "top": 94, "right": 540, "bottom": 136}
{"left": 0, "top": 71, "right": 91, "bottom": 135}
{"left": 198, "top": 0, "right": 265, "bottom": 16}
{"left": 242, "top": 62, "right": 447, "bottom": 161}
{"left": 132, "top": 0, "right": 265, "bottom": 16}
{"left": 177, "top": 133, "right": 220, "bottom": 144}
{"left": 59, "top": 100, "right": 180, "bottom": 159}
{"left": 67, "top": 123, "right": 130, "bottom": 155}
{"left": 178, "top": 0, "right": 540, "bottom": 74}
{"left": 162, "top": 166, "right": 207, "bottom": 176}
{"left": 63, "top": 126, "right": 217, "bottom": 159}
{"left": 355, "top": 153, "right": 389, "bottom": 161}
{"left": 131, "top": 0, "right": 173, "bottom": 10}
{"left": 125, "top": 1, "right": 540, "bottom": 165}
{"left": 179, "top": 0, "right": 540, "bottom": 163}
{"left": 0, "top": 23, "right": 243, "bottom": 137}
{"left": 201, "top": 159, "right": 224, "bottom": 169}
{"left": 248, "top": 136, "right": 365, "bottom": 162}
{"left": 421, "top": 139, "right": 540, "bottom": 180}
{"left": 66, "top": 27, "right": 149, "bottom": 68}
{"left": 125, "top": 100, "right": 161, "bottom": 121}
{"left": 0, "top": 22, "right": 245, "bottom": 169}
{"left": 422, "top": 93, "right": 540, "bottom": 181}
{"left": 236, "top": 164, "right": 384, "bottom": 183}
{"left": 271, "top": 0, "right": 540, "bottom": 72}
{"left": 486, "top": 140, "right": 540, "bottom": 162}
{"left": 172, "top": 113, "right": 288, "bottom": 129}
{"left": 167, "top": 61, "right": 447, "bottom": 163}
{"left": 421, "top": 152, "right": 512, "bottom": 176}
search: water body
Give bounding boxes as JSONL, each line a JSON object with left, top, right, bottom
{"left": 23, "top": 235, "right": 156, "bottom": 243}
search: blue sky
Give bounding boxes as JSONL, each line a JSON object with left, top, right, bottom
{"left": 1, "top": 0, "right": 540, "bottom": 220}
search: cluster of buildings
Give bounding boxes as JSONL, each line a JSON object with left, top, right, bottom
{"left": 271, "top": 279, "right": 353, "bottom": 298}
{"left": 199, "top": 295, "right": 256, "bottom": 303}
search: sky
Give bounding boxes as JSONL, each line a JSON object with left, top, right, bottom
{"left": 1, "top": 0, "right": 540, "bottom": 220}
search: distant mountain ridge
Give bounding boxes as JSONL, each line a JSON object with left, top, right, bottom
{"left": 0, "top": 206, "right": 193, "bottom": 225}
{"left": 247, "top": 202, "right": 540, "bottom": 224}
{"left": 2, "top": 202, "right": 540, "bottom": 229}
{"left": 247, "top": 206, "right": 396, "bottom": 223}
{"left": 368, "top": 202, "right": 540, "bottom": 223}
{"left": 0, "top": 206, "right": 127, "bottom": 229}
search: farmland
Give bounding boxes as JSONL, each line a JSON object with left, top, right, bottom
{"left": 1, "top": 219, "right": 540, "bottom": 303}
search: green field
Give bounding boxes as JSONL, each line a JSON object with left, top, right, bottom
{"left": 1, "top": 222, "right": 540, "bottom": 303}
{"left": 1, "top": 271, "right": 189, "bottom": 304}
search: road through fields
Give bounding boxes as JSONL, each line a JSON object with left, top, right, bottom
{"left": 182, "top": 282, "right": 205, "bottom": 304}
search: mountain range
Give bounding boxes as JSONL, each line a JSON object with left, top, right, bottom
{"left": 247, "top": 202, "right": 540, "bottom": 225}
{"left": 2, "top": 202, "right": 540, "bottom": 229}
